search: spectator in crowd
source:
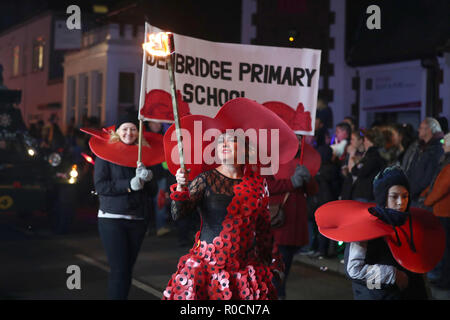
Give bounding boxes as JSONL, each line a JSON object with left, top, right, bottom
{"left": 421, "top": 132, "right": 450, "bottom": 289}
{"left": 378, "top": 125, "right": 404, "bottom": 166}
{"left": 314, "top": 116, "right": 329, "bottom": 148}
{"left": 316, "top": 96, "right": 334, "bottom": 130}
{"left": 343, "top": 116, "right": 357, "bottom": 133}
{"left": 343, "top": 129, "right": 366, "bottom": 174}
{"left": 341, "top": 128, "right": 366, "bottom": 200}
{"left": 346, "top": 127, "right": 386, "bottom": 202}
{"left": 396, "top": 123, "right": 416, "bottom": 151}
{"left": 64, "top": 122, "right": 83, "bottom": 164}
{"left": 402, "top": 117, "right": 444, "bottom": 205}
{"left": 29, "top": 122, "right": 42, "bottom": 141}
{"left": 41, "top": 113, "right": 65, "bottom": 150}
{"left": 331, "top": 122, "right": 352, "bottom": 162}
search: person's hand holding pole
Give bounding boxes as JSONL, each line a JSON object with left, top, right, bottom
{"left": 175, "top": 167, "right": 189, "bottom": 191}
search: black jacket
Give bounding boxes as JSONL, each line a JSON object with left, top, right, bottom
{"left": 403, "top": 137, "right": 444, "bottom": 200}
{"left": 350, "top": 147, "right": 386, "bottom": 201}
{"left": 94, "top": 157, "right": 157, "bottom": 218}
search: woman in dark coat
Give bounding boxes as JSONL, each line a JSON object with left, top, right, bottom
{"left": 94, "top": 115, "right": 157, "bottom": 300}
{"left": 349, "top": 128, "right": 386, "bottom": 202}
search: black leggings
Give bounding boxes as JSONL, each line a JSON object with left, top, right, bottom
{"left": 98, "top": 218, "right": 148, "bottom": 300}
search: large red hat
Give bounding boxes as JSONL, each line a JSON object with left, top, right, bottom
{"left": 262, "top": 101, "right": 312, "bottom": 132}
{"left": 140, "top": 89, "right": 191, "bottom": 122}
{"left": 80, "top": 126, "right": 165, "bottom": 168}
{"left": 262, "top": 101, "right": 321, "bottom": 177}
{"left": 163, "top": 98, "right": 299, "bottom": 179}
{"left": 315, "top": 200, "right": 446, "bottom": 273}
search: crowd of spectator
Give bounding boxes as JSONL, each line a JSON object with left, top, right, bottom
{"left": 297, "top": 106, "right": 450, "bottom": 292}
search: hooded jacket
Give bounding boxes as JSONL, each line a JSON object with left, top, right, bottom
{"left": 402, "top": 135, "right": 444, "bottom": 201}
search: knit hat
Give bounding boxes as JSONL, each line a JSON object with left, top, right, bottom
{"left": 372, "top": 166, "right": 410, "bottom": 210}
{"left": 115, "top": 113, "right": 139, "bottom": 131}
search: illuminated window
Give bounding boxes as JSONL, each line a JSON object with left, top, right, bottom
{"left": 32, "top": 39, "right": 45, "bottom": 71}
{"left": 13, "top": 46, "right": 20, "bottom": 76}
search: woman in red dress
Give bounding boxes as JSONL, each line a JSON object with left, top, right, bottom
{"left": 162, "top": 133, "right": 284, "bottom": 300}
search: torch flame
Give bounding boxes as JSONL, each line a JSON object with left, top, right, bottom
{"left": 143, "top": 32, "right": 173, "bottom": 57}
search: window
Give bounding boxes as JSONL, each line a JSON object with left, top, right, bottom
{"left": 91, "top": 71, "right": 103, "bottom": 119}
{"left": 96, "top": 72, "right": 103, "bottom": 105}
{"left": 79, "top": 73, "right": 89, "bottom": 107}
{"left": 67, "top": 76, "right": 76, "bottom": 108}
{"left": 78, "top": 73, "right": 89, "bottom": 124}
{"left": 66, "top": 76, "right": 76, "bottom": 123}
{"left": 32, "top": 38, "right": 45, "bottom": 71}
{"left": 118, "top": 72, "right": 135, "bottom": 104}
{"left": 12, "top": 46, "right": 20, "bottom": 76}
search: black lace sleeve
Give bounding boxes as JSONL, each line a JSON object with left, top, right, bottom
{"left": 171, "top": 172, "right": 207, "bottom": 221}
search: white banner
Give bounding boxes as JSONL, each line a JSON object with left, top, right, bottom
{"left": 139, "top": 23, "right": 321, "bottom": 135}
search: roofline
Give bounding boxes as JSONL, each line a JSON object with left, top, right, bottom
{"left": 0, "top": 10, "right": 55, "bottom": 38}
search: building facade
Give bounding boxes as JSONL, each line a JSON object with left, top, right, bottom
{"left": 0, "top": 11, "right": 72, "bottom": 129}
{"left": 63, "top": 23, "right": 144, "bottom": 129}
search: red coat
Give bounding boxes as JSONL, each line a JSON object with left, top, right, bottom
{"left": 422, "top": 163, "right": 450, "bottom": 218}
{"left": 266, "top": 166, "right": 318, "bottom": 247}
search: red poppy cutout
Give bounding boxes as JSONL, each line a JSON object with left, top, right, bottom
{"left": 140, "top": 89, "right": 191, "bottom": 122}
{"left": 292, "top": 102, "right": 312, "bottom": 131}
{"left": 262, "top": 101, "right": 312, "bottom": 132}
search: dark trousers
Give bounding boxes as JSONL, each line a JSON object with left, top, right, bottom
{"left": 98, "top": 218, "right": 148, "bottom": 300}
{"left": 273, "top": 245, "right": 301, "bottom": 299}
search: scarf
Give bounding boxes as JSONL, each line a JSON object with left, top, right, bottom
{"left": 368, "top": 205, "right": 416, "bottom": 252}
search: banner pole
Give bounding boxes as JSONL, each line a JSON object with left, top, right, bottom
{"left": 300, "top": 135, "right": 305, "bottom": 165}
{"left": 137, "top": 22, "right": 150, "bottom": 166}
{"left": 166, "top": 34, "right": 185, "bottom": 171}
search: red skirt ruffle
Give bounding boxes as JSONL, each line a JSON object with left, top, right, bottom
{"left": 162, "top": 239, "right": 277, "bottom": 300}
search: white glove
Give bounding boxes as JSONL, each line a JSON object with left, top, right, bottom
{"left": 136, "top": 163, "right": 153, "bottom": 182}
{"left": 130, "top": 176, "right": 144, "bottom": 191}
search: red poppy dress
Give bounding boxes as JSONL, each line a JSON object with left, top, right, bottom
{"left": 163, "top": 168, "right": 283, "bottom": 300}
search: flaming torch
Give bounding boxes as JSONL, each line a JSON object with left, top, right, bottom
{"left": 141, "top": 30, "right": 185, "bottom": 170}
